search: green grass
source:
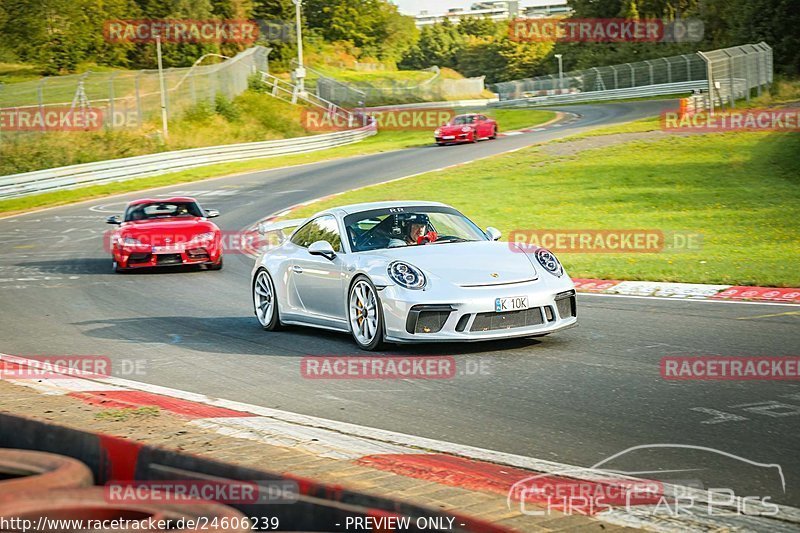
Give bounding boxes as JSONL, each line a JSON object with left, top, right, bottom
{"left": 286, "top": 130, "right": 800, "bottom": 287}
{"left": 0, "top": 108, "right": 555, "bottom": 215}
{"left": 0, "top": 92, "right": 310, "bottom": 175}
{"left": 0, "top": 62, "right": 41, "bottom": 84}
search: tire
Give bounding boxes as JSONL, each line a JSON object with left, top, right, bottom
{"left": 436, "top": 142, "right": 445, "bottom": 146}
{"left": 490, "top": 127, "right": 498, "bottom": 139}
{"left": 469, "top": 130, "right": 477, "bottom": 143}
{"left": 0, "top": 449, "right": 93, "bottom": 496}
{"left": 209, "top": 257, "right": 223, "bottom": 270}
{"left": 253, "top": 268, "right": 282, "bottom": 331}
{"left": 112, "top": 260, "right": 125, "bottom": 273}
{"left": 347, "top": 275, "right": 384, "bottom": 351}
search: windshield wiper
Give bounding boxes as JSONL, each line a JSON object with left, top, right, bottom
{"left": 433, "top": 237, "right": 473, "bottom": 244}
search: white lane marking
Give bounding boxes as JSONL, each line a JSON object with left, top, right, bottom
{"left": 89, "top": 202, "right": 128, "bottom": 213}
{"left": 503, "top": 131, "right": 524, "bottom": 136}
{"left": 4, "top": 354, "right": 800, "bottom": 530}
{"left": 580, "top": 292, "right": 800, "bottom": 308}
{"left": 608, "top": 281, "right": 730, "bottom": 299}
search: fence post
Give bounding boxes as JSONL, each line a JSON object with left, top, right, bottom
{"left": 612, "top": 65, "right": 619, "bottom": 89}
{"left": 38, "top": 79, "right": 46, "bottom": 132}
{"left": 727, "top": 54, "right": 736, "bottom": 109}
{"left": 697, "top": 51, "right": 714, "bottom": 115}
{"left": 108, "top": 72, "right": 115, "bottom": 130}
{"left": 628, "top": 63, "right": 635, "bottom": 87}
{"left": 645, "top": 60, "right": 654, "bottom": 85}
{"left": 663, "top": 57, "right": 671, "bottom": 84}
{"left": 135, "top": 72, "right": 143, "bottom": 128}
{"left": 684, "top": 55, "right": 692, "bottom": 80}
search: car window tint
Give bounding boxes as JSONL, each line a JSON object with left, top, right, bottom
{"left": 290, "top": 215, "right": 342, "bottom": 251}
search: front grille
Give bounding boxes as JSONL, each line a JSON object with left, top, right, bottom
{"left": 187, "top": 248, "right": 209, "bottom": 259}
{"left": 156, "top": 254, "right": 183, "bottom": 265}
{"left": 555, "top": 290, "right": 577, "bottom": 318}
{"left": 470, "top": 307, "right": 544, "bottom": 332}
{"left": 128, "top": 253, "right": 151, "bottom": 264}
{"left": 416, "top": 311, "right": 449, "bottom": 334}
{"left": 406, "top": 305, "right": 454, "bottom": 334}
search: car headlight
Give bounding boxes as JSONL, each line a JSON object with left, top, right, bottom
{"left": 119, "top": 236, "right": 143, "bottom": 247}
{"left": 434, "top": 128, "right": 441, "bottom": 135}
{"left": 534, "top": 248, "right": 564, "bottom": 277}
{"left": 388, "top": 261, "right": 426, "bottom": 290}
{"left": 461, "top": 126, "right": 472, "bottom": 133}
{"left": 191, "top": 232, "right": 215, "bottom": 243}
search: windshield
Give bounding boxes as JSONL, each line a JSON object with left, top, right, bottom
{"left": 451, "top": 115, "right": 476, "bottom": 125}
{"left": 344, "top": 206, "right": 488, "bottom": 252}
{"left": 124, "top": 202, "right": 204, "bottom": 222}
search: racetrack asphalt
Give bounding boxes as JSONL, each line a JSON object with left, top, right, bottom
{"left": 1, "top": 99, "right": 798, "bottom": 506}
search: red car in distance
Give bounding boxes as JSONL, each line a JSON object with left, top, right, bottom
{"left": 434, "top": 113, "right": 498, "bottom": 145}
{"left": 106, "top": 197, "right": 223, "bottom": 272}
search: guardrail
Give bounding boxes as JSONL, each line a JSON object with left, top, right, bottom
{"left": 489, "top": 80, "right": 707, "bottom": 107}
{"left": 0, "top": 124, "right": 377, "bottom": 200}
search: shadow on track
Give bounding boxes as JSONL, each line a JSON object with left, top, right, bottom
{"left": 72, "top": 315, "right": 548, "bottom": 357}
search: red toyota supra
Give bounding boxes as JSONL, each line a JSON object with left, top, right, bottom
{"left": 106, "top": 197, "right": 223, "bottom": 272}
{"left": 434, "top": 113, "right": 498, "bottom": 145}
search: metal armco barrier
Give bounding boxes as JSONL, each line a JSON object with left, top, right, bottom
{"left": 0, "top": 124, "right": 377, "bottom": 200}
{"left": 0, "top": 413, "right": 510, "bottom": 532}
{"left": 489, "top": 80, "right": 707, "bottom": 107}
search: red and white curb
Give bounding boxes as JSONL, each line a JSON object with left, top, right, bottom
{"left": 2, "top": 354, "right": 799, "bottom": 532}
{"left": 573, "top": 278, "right": 800, "bottom": 304}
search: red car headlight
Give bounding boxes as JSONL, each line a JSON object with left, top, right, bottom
{"left": 191, "top": 232, "right": 216, "bottom": 244}
{"left": 118, "top": 236, "right": 144, "bottom": 248}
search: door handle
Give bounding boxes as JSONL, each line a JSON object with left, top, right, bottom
{"left": 292, "top": 265, "right": 304, "bottom": 274}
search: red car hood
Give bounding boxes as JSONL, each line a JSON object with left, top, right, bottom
{"left": 119, "top": 217, "right": 218, "bottom": 245}
{"left": 438, "top": 124, "right": 472, "bottom": 134}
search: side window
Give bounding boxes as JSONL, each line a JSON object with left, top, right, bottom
{"left": 290, "top": 215, "right": 342, "bottom": 251}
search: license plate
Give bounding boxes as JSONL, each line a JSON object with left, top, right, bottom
{"left": 495, "top": 296, "right": 528, "bottom": 312}
{"left": 442, "top": 135, "right": 455, "bottom": 140}
{"left": 153, "top": 245, "right": 183, "bottom": 253}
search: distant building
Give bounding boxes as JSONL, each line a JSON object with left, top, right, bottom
{"left": 522, "top": 0, "right": 571, "bottom": 17}
{"left": 413, "top": 1, "right": 570, "bottom": 27}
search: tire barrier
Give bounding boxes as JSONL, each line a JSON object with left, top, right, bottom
{"left": 0, "top": 487, "right": 249, "bottom": 532}
{"left": 0, "top": 413, "right": 511, "bottom": 532}
{"left": 0, "top": 449, "right": 93, "bottom": 496}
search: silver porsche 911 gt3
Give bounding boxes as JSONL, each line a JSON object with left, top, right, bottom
{"left": 251, "top": 201, "right": 577, "bottom": 350}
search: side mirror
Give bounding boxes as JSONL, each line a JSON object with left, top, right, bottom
{"left": 308, "top": 240, "right": 336, "bottom": 261}
{"left": 485, "top": 227, "right": 501, "bottom": 241}
{"left": 106, "top": 215, "right": 121, "bottom": 225}
{"left": 205, "top": 209, "right": 220, "bottom": 218}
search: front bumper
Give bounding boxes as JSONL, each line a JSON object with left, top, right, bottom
{"left": 380, "top": 280, "right": 577, "bottom": 343}
{"left": 115, "top": 245, "right": 220, "bottom": 269}
{"left": 435, "top": 131, "right": 474, "bottom": 143}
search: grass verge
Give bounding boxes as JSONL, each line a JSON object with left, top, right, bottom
{"left": 286, "top": 129, "right": 800, "bottom": 287}
{"left": 0, "top": 108, "right": 555, "bottom": 215}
